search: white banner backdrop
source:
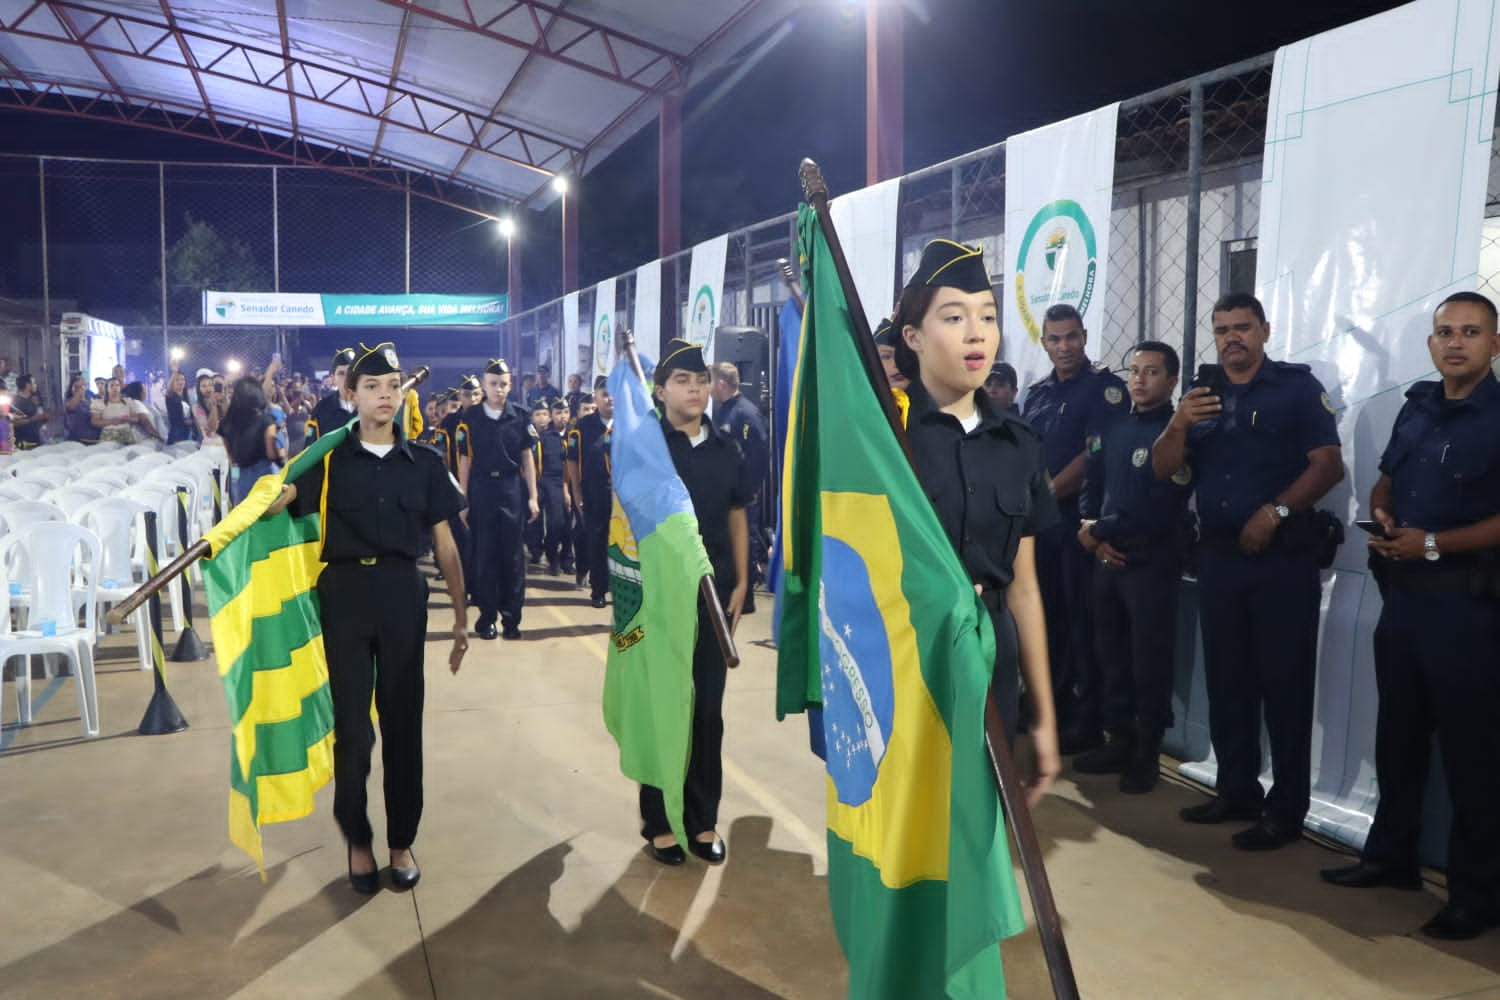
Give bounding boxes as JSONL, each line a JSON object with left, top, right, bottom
{"left": 633, "top": 260, "right": 662, "bottom": 353}
{"left": 1002, "top": 103, "right": 1120, "bottom": 401}
{"left": 829, "top": 177, "right": 902, "bottom": 330}
{"left": 686, "top": 234, "right": 729, "bottom": 366}
{"left": 562, "top": 291, "right": 582, "bottom": 383}
{"left": 592, "top": 277, "right": 617, "bottom": 380}
{"left": 1179, "top": 0, "right": 1500, "bottom": 850}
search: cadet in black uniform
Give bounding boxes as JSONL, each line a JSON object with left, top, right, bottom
{"left": 1022, "top": 304, "right": 1130, "bottom": 754}
{"left": 458, "top": 359, "right": 539, "bottom": 640}
{"left": 444, "top": 376, "right": 480, "bottom": 599}
{"left": 525, "top": 398, "right": 568, "bottom": 573}
{"left": 711, "top": 362, "right": 769, "bottom": 612}
{"left": 549, "top": 398, "right": 575, "bottom": 575}
{"left": 873, "top": 315, "right": 909, "bottom": 390}
{"left": 304, "top": 347, "right": 357, "bottom": 445}
{"left": 1322, "top": 292, "right": 1500, "bottom": 941}
{"left": 893, "top": 238, "right": 1061, "bottom": 802}
{"left": 641, "top": 339, "right": 749, "bottom": 867}
{"left": 269, "top": 342, "right": 467, "bottom": 893}
{"left": 1075, "top": 341, "right": 1192, "bottom": 792}
{"left": 1152, "top": 291, "right": 1343, "bottom": 851}
{"left": 567, "top": 378, "right": 613, "bottom": 608}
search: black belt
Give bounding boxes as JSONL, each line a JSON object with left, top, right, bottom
{"left": 327, "top": 555, "right": 415, "bottom": 567}
{"left": 979, "top": 588, "right": 1007, "bottom": 613}
{"left": 1385, "top": 567, "right": 1473, "bottom": 593}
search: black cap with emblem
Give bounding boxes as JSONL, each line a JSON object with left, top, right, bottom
{"left": 873, "top": 316, "right": 896, "bottom": 347}
{"left": 458, "top": 374, "right": 480, "bottom": 391}
{"left": 332, "top": 346, "right": 358, "bottom": 369}
{"left": 903, "top": 238, "right": 992, "bottom": 294}
{"left": 658, "top": 338, "right": 707, "bottom": 376}
{"left": 484, "top": 358, "right": 511, "bottom": 377}
{"left": 349, "top": 342, "right": 401, "bottom": 378}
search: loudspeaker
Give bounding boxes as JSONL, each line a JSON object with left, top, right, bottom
{"left": 712, "top": 325, "right": 770, "bottom": 414}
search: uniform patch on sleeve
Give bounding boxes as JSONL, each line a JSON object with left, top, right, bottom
{"left": 1131, "top": 447, "right": 1148, "bottom": 468}
{"left": 528, "top": 424, "right": 540, "bottom": 440}
{"left": 1171, "top": 465, "right": 1192, "bottom": 486}
{"left": 1087, "top": 435, "right": 1103, "bottom": 454}
{"left": 1321, "top": 392, "right": 1336, "bottom": 414}
{"left": 1104, "top": 386, "right": 1123, "bottom": 405}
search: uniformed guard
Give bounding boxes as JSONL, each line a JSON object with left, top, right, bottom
{"left": 873, "top": 315, "right": 909, "bottom": 391}
{"left": 1075, "top": 341, "right": 1193, "bottom": 793}
{"left": 893, "top": 238, "right": 1061, "bottom": 799}
{"left": 1022, "top": 303, "right": 1129, "bottom": 754}
{"left": 710, "top": 362, "right": 769, "bottom": 613}
{"left": 444, "top": 376, "right": 481, "bottom": 597}
{"left": 1321, "top": 291, "right": 1500, "bottom": 940}
{"left": 566, "top": 378, "right": 613, "bottom": 608}
{"left": 1152, "top": 291, "right": 1343, "bottom": 850}
{"left": 641, "top": 338, "right": 750, "bottom": 867}
{"left": 304, "top": 346, "right": 358, "bottom": 445}
{"left": 528, "top": 362, "right": 563, "bottom": 409}
{"left": 549, "top": 397, "right": 575, "bottom": 576}
{"left": 525, "top": 398, "right": 569, "bottom": 574}
{"left": 458, "top": 359, "right": 539, "bottom": 640}
{"left": 269, "top": 341, "right": 468, "bottom": 893}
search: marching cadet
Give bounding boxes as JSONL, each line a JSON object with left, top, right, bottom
{"left": 711, "top": 362, "right": 769, "bottom": 613}
{"left": 1152, "top": 292, "right": 1343, "bottom": 851}
{"left": 567, "top": 377, "right": 614, "bottom": 608}
{"left": 549, "top": 397, "right": 576, "bottom": 577}
{"left": 1022, "top": 303, "right": 1129, "bottom": 754}
{"left": 444, "top": 376, "right": 480, "bottom": 595}
{"left": 873, "top": 316, "right": 909, "bottom": 390}
{"left": 268, "top": 342, "right": 468, "bottom": 893}
{"left": 1321, "top": 291, "right": 1500, "bottom": 941}
{"left": 458, "top": 359, "right": 539, "bottom": 640}
{"left": 1074, "top": 341, "right": 1192, "bottom": 793}
{"left": 525, "top": 398, "right": 569, "bottom": 574}
{"left": 641, "top": 338, "right": 749, "bottom": 867}
{"left": 304, "top": 346, "right": 357, "bottom": 445}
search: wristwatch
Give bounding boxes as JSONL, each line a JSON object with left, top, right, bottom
{"left": 1273, "top": 504, "right": 1291, "bottom": 521}
{"left": 1424, "top": 532, "right": 1441, "bottom": 562}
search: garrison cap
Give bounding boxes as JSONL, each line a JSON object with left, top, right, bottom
{"left": 484, "top": 358, "right": 511, "bottom": 377}
{"left": 873, "top": 316, "right": 896, "bottom": 347}
{"left": 658, "top": 338, "right": 707, "bottom": 375}
{"left": 331, "top": 346, "right": 358, "bottom": 369}
{"left": 905, "top": 238, "right": 991, "bottom": 294}
{"left": 457, "top": 373, "right": 480, "bottom": 390}
{"left": 349, "top": 342, "right": 401, "bottom": 378}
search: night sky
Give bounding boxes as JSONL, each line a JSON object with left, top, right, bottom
{"left": 0, "top": 0, "right": 1410, "bottom": 313}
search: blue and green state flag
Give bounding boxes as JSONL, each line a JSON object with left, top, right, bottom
{"left": 200, "top": 421, "right": 349, "bottom": 872}
{"left": 777, "top": 203, "right": 1025, "bottom": 998}
{"left": 602, "top": 356, "right": 714, "bottom": 848}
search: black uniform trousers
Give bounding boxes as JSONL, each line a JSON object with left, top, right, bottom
{"left": 1196, "top": 545, "right": 1319, "bottom": 827}
{"left": 583, "top": 487, "right": 611, "bottom": 602}
{"left": 641, "top": 594, "right": 729, "bottom": 839}
{"left": 319, "top": 560, "right": 428, "bottom": 850}
{"left": 449, "top": 512, "right": 473, "bottom": 599}
{"left": 746, "top": 493, "right": 766, "bottom": 589}
{"left": 470, "top": 476, "right": 527, "bottom": 627}
{"left": 1362, "top": 586, "right": 1500, "bottom": 914}
{"left": 1092, "top": 551, "right": 1179, "bottom": 733}
{"left": 1034, "top": 508, "right": 1100, "bottom": 730}
{"left": 526, "top": 476, "right": 567, "bottom": 565}
{"left": 987, "top": 596, "right": 1022, "bottom": 744}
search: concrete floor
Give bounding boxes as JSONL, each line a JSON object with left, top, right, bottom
{"left": 2, "top": 570, "right": 1498, "bottom": 1000}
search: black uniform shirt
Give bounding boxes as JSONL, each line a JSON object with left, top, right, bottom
{"left": 570, "top": 412, "right": 613, "bottom": 496}
{"left": 906, "top": 379, "right": 1058, "bottom": 593}
{"left": 1021, "top": 362, "right": 1130, "bottom": 478}
{"left": 290, "top": 428, "right": 464, "bottom": 562}
{"left": 1380, "top": 373, "right": 1500, "bottom": 534}
{"left": 440, "top": 409, "right": 465, "bottom": 470}
{"left": 306, "top": 391, "right": 355, "bottom": 444}
{"left": 533, "top": 426, "right": 566, "bottom": 480}
{"left": 714, "top": 392, "right": 769, "bottom": 498}
{"left": 457, "top": 401, "right": 535, "bottom": 481}
{"left": 662, "top": 415, "right": 749, "bottom": 592}
{"left": 527, "top": 383, "right": 563, "bottom": 408}
{"left": 1080, "top": 403, "right": 1192, "bottom": 554}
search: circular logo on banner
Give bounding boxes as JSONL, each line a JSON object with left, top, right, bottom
{"left": 689, "top": 284, "right": 716, "bottom": 358}
{"left": 594, "top": 314, "right": 612, "bottom": 376}
{"left": 817, "top": 537, "right": 895, "bottom": 807}
{"left": 1014, "top": 198, "right": 1100, "bottom": 343}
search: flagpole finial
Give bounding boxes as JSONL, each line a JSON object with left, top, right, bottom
{"left": 799, "top": 158, "right": 827, "bottom": 202}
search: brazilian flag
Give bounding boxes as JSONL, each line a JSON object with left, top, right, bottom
{"left": 601, "top": 355, "right": 714, "bottom": 849}
{"left": 200, "top": 422, "right": 347, "bottom": 873}
{"left": 777, "top": 204, "right": 1025, "bottom": 998}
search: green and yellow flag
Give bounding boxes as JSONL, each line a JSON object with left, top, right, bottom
{"left": 200, "top": 423, "right": 348, "bottom": 872}
{"left": 777, "top": 204, "right": 1024, "bottom": 997}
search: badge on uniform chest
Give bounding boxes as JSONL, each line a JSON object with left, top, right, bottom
{"left": 1131, "top": 447, "right": 1149, "bottom": 468}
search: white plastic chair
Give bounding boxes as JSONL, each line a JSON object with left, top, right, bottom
{"left": 75, "top": 497, "right": 155, "bottom": 672}
{"left": 0, "top": 481, "right": 46, "bottom": 501}
{"left": 14, "top": 467, "right": 69, "bottom": 490}
{"left": 2, "top": 500, "right": 67, "bottom": 531}
{"left": 0, "top": 522, "right": 102, "bottom": 737}
{"left": 45, "top": 486, "right": 107, "bottom": 520}
{"left": 75, "top": 469, "right": 131, "bottom": 492}
{"left": 122, "top": 483, "right": 187, "bottom": 634}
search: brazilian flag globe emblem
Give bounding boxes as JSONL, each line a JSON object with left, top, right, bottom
{"left": 778, "top": 202, "right": 1024, "bottom": 998}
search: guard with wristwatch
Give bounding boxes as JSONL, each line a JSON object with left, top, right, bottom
{"left": 1321, "top": 291, "right": 1500, "bottom": 942}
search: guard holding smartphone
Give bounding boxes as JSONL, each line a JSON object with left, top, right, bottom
{"left": 1151, "top": 292, "right": 1343, "bottom": 851}
{"left": 1320, "top": 291, "right": 1500, "bottom": 941}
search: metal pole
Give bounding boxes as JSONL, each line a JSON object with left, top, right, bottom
{"left": 405, "top": 179, "right": 412, "bottom": 294}
{"left": 272, "top": 166, "right": 281, "bottom": 293}
{"left": 1182, "top": 81, "right": 1204, "bottom": 376}
{"left": 170, "top": 485, "right": 207, "bottom": 661}
{"left": 160, "top": 163, "right": 169, "bottom": 361}
{"left": 39, "top": 158, "right": 51, "bottom": 403}
{"left": 1137, "top": 186, "right": 1148, "bottom": 346}
{"left": 951, "top": 162, "right": 962, "bottom": 241}
{"left": 138, "top": 510, "right": 189, "bottom": 735}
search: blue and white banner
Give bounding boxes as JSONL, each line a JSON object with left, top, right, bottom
{"left": 592, "top": 278, "right": 618, "bottom": 380}
{"left": 686, "top": 234, "right": 729, "bottom": 366}
{"left": 829, "top": 176, "right": 902, "bottom": 331}
{"left": 1002, "top": 103, "right": 1119, "bottom": 399}
{"left": 1181, "top": 0, "right": 1500, "bottom": 851}
{"left": 562, "top": 291, "right": 582, "bottom": 383}
{"left": 634, "top": 260, "right": 662, "bottom": 354}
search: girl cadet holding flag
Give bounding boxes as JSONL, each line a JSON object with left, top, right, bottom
{"left": 640, "top": 338, "right": 750, "bottom": 867}
{"left": 892, "top": 239, "right": 1061, "bottom": 803}
{"left": 267, "top": 342, "right": 468, "bottom": 893}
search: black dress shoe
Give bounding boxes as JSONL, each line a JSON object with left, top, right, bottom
{"left": 390, "top": 852, "right": 421, "bottom": 890}
{"left": 1231, "top": 818, "right": 1302, "bottom": 851}
{"left": 1320, "top": 861, "right": 1422, "bottom": 890}
{"left": 1179, "top": 796, "right": 1263, "bottom": 824}
{"left": 476, "top": 620, "right": 499, "bottom": 640}
{"left": 1421, "top": 903, "right": 1499, "bottom": 940}
{"left": 591, "top": 596, "right": 607, "bottom": 609}
{"left": 740, "top": 593, "right": 756, "bottom": 615}
{"left": 348, "top": 845, "right": 379, "bottom": 895}
{"left": 689, "top": 836, "right": 727, "bottom": 866}
{"left": 645, "top": 841, "right": 687, "bottom": 866}
{"left": 502, "top": 624, "right": 521, "bottom": 640}
{"left": 1058, "top": 726, "right": 1105, "bottom": 756}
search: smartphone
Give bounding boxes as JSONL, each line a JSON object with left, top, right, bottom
{"left": 1354, "top": 519, "right": 1389, "bottom": 539}
{"left": 1194, "top": 363, "right": 1225, "bottom": 394}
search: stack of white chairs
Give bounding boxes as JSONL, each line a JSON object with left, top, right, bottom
{"left": 74, "top": 497, "right": 156, "bottom": 673}
{"left": 0, "top": 521, "right": 103, "bottom": 737}
{"left": 0, "top": 479, "right": 46, "bottom": 501}
{"left": 121, "top": 481, "right": 188, "bottom": 634}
